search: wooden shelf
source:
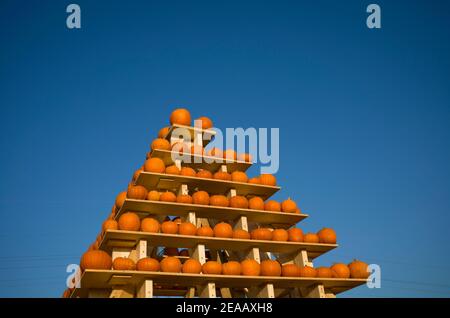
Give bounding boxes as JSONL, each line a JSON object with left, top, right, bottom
{"left": 165, "top": 124, "right": 216, "bottom": 147}
{"left": 119, "top": 199, "right": 306, "bottom": 228}
{"left": 74, "top": 270, "right": 367, "bottom": 295}
{"left": 150, "top": 149, "right": 252, "bottom": 173}
{"left": 136, "top": 172, "right": 280, "bottom": 200}
{"left": 100, "top": 230, "right": 336, "bottom": 260}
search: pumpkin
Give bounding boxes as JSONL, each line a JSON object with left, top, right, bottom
{"left": 161, "top": 221, "right": 178, "bottom": 234}
{"left": 223, "top": 149, "right": 237, "bottom": 161}
{"left": 196, "top": 226, "right": 214, "bottom": 237}
{"left": 132, "top": 168, "right": 143, "bottom": 182}
{"left": 316, "top": 267, "right": 333, "bottom": 278}
{"left": 173, "top": 217, "right": 182, "bottom": 224}
{"left": 288, "top": 228, "right": 304, "bottom": 242}
{"left": 206, "top": 148, "right": 223, "bottom": 158}
{"left": 281, "top": 198, "right": 297, "bottom": 213}
{"left": 80, "top": 250, "right": 112, "bottom": 270}
{"left": 160, "top": 256, "right": 182, "bottom": 273}
{"left": 272, "top": 229, "right": 289, "bottom": 242}
{"left": 179, "top": 249, "right": 190, "bottom": 257}
{"left": 294, "top": 207, "right": 302, "bottom": 214}
{"left": 177, "top": 194, "right": 193, "bottom": 204}
{"left": 229, "top": 195, "right": 249, "bottom": 209}
{"left": 127, "top": 185, "right": 148, "bottom": 200}
{"left": 251, "top": 228, "right": 273, "bottom": 240}
{"left": 180, "top": 167, "right": 196, "bottom": 177}
{"left": 170, "top": 108, "right": 191, "bottom": 126}
{"left": 160, "top": 191, "right": 176, "bottom": 202}
{"left": 202, "top": 261, "right": 222, "bottom": 275}
{"left": 210, "top": 195, "right": 229, "bottom": 207}
{"left": 182, "top": 259, "right": 202, "bottom": 274}
{"left": 241, "top": 259, "right": 260, "bottom": 276}
{"left": 233, "top": 229, "right": 251, "bottom": 240}
{"left": 144, "top": 158, "right": 166, "bottom": 173}
{"left": 281, "top": 264, "right": 300, "bottom": 277}
{"left": 191, "top": 145, "right": 204, "bottom": 156}
{"left": 147, "top": 190, "right": 160, "bottom": 201}
{"left": 127, "top": 182, "right": 134, "bottom": 191}
{"left": 331, "top": 263, "right": 351, "bottom": 278}
{"left": 192, "top": 191, "right": 210, "bottom": 205}
{"left": 62, "top": 289, "right": 72, "bottom": 298}
{"left": 118, "top": 212, "right": 140, "bottom": 231}
{"left": 348, "top": 260, "right": 370, "bottom": 278}
{"left": 115, "top": 191, "right": 127, "bottom": 209}
{"left": 264, "top": 200, "right": 281, "bottom": 212}
{"left": 140, "top": 218, "right": 160, "bottom": 233}
{"left": 299, "top": 266, "right": 317, "bottom": 278}
{"left": 165, "top": 165, "right": 181, "bottom": 175}
{"left": 259, "top": 174, "right": 277, "bottom": 186}
{"left": 231, "top": 171, "right": 248, "bottom": 183}
{"left": 260, "top": 260, "right": 282, "bottom": 277}
{"left": 151, "top": 138, "right": 171, "bottom": 151}
{"left": 164, "top": 247, "right": 179, "bottom": 256}
{"left": 213, "top": 171, "right": 231, "bottom": 181}
{"left": 248, "top": 197, "right": 265, "bottom": 210}
{"left": 136, "top": 258, "right": 160, "bottom": 272}
{"left": 102, "top": 219, "right": 118, "bottom": 232}
{"left": 179, "top": 222, "right": 197, "bottom": 236}
{"left": 196, "top": 169, "right": 213, "bottom": 179}
{"left": 248, "top": 177, "right": 260, "bottom": 184}
{"left": 222, "top": 261, "right": 241, "bottom": 275}
{"left": 213, "top": 222, "right": 233, "bottom": 238}
{"left": 237, "top": 153, "right": 253, "bottom": 163}
{"left": 113, "top": 257, "right": 136, "bottom": 271}
{"left": 158, "top": 126, "right": 170, "bottom": 138}
{"left": 196, "top": 116, "right": 213, "bottom": 130}
{"left": 317, "top": 228, "right": 337, "bottom": 244}
{"left": 303, "top": 233, "right": 320, "bottom": 243}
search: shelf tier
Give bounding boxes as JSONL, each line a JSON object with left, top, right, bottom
{"left": 150, "top": 149, "right": 252, "bottom": 173}
{"left": 119, "top": 199, "right": 306, "bottom": 228}
{"left": 74, "top": 270, "right": 367, "bottom": 295}
{"left": 100, "top": 230, "right": 336, "bottom": 260}
{"left": 165, "top": 124, "right": 216, "bottom": 147}
{"left": 135, "top": 172, "right": 280, "bottom": 200}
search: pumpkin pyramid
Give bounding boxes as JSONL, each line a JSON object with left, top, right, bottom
{"left": 64, "top": 108, "right": 369, "bottom": 298}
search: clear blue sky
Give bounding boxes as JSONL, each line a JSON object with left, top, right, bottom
{"left": 1, "top": 0, "right": 449, "bottom": 297}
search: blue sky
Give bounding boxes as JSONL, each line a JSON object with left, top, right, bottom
{"left": 1, "top": 0, "right": 449, "bottom": 297}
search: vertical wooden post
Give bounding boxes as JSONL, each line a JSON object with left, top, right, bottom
{"left": 137, "top": 280, "right": 153, "bottom": 298}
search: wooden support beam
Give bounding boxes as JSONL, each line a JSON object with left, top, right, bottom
{"left": 136, "top": 280, "right": 153, "bottom": 298}
{"left": 110, "top": 285, "right": 135, "bottom": 298}
{"left": 198, "top": 283, "right": 216, "bottom": 298}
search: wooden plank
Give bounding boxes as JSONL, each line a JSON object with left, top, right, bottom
{"left": 165, "top": 124, "right": 216, "bottom": 147}
{"left": 136, "top": 280, "right": 153, "bottom": 298}
{"left": 135, "top": 172, "right": 280, "bottom": 200}
{"left": 119, "top": 199, "right": 305, "bottom": 228}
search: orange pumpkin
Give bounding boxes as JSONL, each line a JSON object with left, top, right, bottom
{"left": 161, "top": 221, "right": 178, "bottom": 234}
{"left": 196, "top": 226, "right": 214, "bottom": 237}
{"left": 272, "top": 229, "right": 289, "bottom": 242}
{"left": 317, "top": 228, "right": 337, "bottom": 244}
{"left": 281, "top": 198, "right": 297, "bottom": 213}
{"left": 115, "top": 191, "right": 127, "bottom": 209}
{"left": 304, "top": 233, "right": 320, "bottom": 243}
{"left": 164, "top": 247, "right": 179, "bottom": 256}
{"left": 331, "top": 263, "right": 351, "bottom": 278}
{"left": 170, "top": 108, "right": 191, "bottom": 126}
{"left": 192, "top": 191, "right": 210, "bottom": 205}
{"left": 299, "top": 266, "right": 317, "bottom": 278}
{"left": 213, "top": 222, "right": 233, "bottom": 238}
{"left": 259, "top": 174, "right": 277, "bottom": 186}
{"left": 231, "top": 171, "right": 248, "bottom": 183}
{"left": 251, "top": 228, "right": 273, "bottom": 240}
{"left": 177, "top": 194, "right": 193, "bottom": 204}
{"left": 206, "top": 148, "right": 223, "bottom": 158}
{"left": 118, "top": 212, "right": 140, "bottom": 231}
{"left": 113, "top": 257, "right": 136, "bottom": 271}
{"left": 144, "top": 158, "right": 166, "bottom": 173}
{"left": 158, "top": 126, "right": 170, "bottom": 138}
{"left": 202, "top": 261, "right": 222, "bottom": 275}
{"left": 248, "top": 197, "right": 265, "bottom": 210}
{"left": 213, "top": 171, "right": 231, "bottom": 181}
{"left": 102, "top": 219, "right": 118, "bottom": 232}
{"left": 348, "top": 260, "right": 370, "bottom": 278}
{"left": 288, "top": 228, "right": 304, "bottom": 242}
{"left": 173, "top": 217, "right": 182, "bottom": 224}
{"left": 196, "top": 169, "right": 213, "bottom": 179}
{"left": 210, "top": 195, "right": 229, "bottom": 207}
{"left": 160, "top": 256, "right": 182, "bottom": 273}
{"left": 264, "top": 200, "right": 281, "bottom": 212}
{"left": 260, "top": 260, "right": 282, "bottom": 277}
{"left": 230, "top": 196, "right": 249, "bottom": 209}
{"left": 151, "top": 138, "right": 171, "bottom": 151}
{"left": 127, "top": 185, "right": 148, "bottom": 200}
{"left": 191, "top": 145, "right": 204, "bottom": 156}
{"left": 80, "top": 250, "right": 112, "bottom": 270}
{"left": 140, "top": 218, "right": 160, "bottom": 233}
{"left": 182, "top": 259, "right": 202, "bottom": 274}
{"left": 222, "top": 261, "right": 242, "bottom": 275}
{"left": 62, "top": 289, "right": 72, "bottom": 298}
{"left": 223, "top": 149, "right": 237, "bottom": 161}
{"left": 316, "top": 267, "right": 333, "bottom": 278}
{"left": 237, "top": 153, "right": 253, "bottom": 163}
{"left": 196, "top": 116, "right": 213, "bottom": 130}
{"left": 179, "top": 222, "right": 197, "bottom": 236}
{"left": 233, "top": 229, "right": 251, "bottom": 240}
{"left": 132, "top": 168, "right": 143, "bottom": 182}
{"left": 248, "top": 177, "right": 260, "bottom": 184}
{"left": 241, "top": 259, "right": 260, "bottom": 276}
{"left": 146, "top": 190, "right": 160, "bottom": 201}
{"left": 165, "top": 165, "right": 181, "bottom": 175}
{"left": 136, "top": 258, "right": 160, "bottom": 272}
{"left": 180, "top": 167, "right": 196, "bottom": 177}
{"left": 294, "top": 207, "right": 302, "bottom": 214}
{"left": 281, "top": 264, "right": 300, "bottom": 277}
{"left": 160, "top": 191, "right": 177, "bottom": 202}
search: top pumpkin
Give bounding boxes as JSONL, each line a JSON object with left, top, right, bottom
{"left": 196, "top": 116, "right": 213, "bottom": 130}
{"left": 170, "top": 108, "right": 191, "bottom": 126}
